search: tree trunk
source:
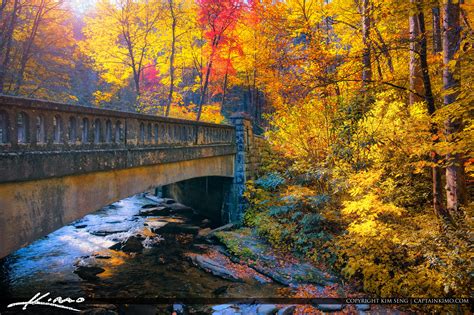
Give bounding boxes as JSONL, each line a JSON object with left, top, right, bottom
{"left": 165, "top": 0, "right": 176, "bottom": 117}
{"left": 415, "top": 0, "right": 449, "bottom": 221}
{"left": 221, "top": 47, "right": 232, "bottom": 108}
{"left": 443, "top": 0, "right": 466, "bottom": 217}
{"left": 196, "top": 36, "right": 218, "bottom": 121}
{"left": 0, "top": 0, "right": 19, "bottom": 93}
{"left": 14, "top": 0, "right": 46, "bottom": 94}
{"left": 361, "top": 0, "right": 372, "bottom": 90}
{"left": 432, "top": 5, "right": 442, "bottom": 53}
{"left": 409, "top": 0, "right": 424, "bottom": 105}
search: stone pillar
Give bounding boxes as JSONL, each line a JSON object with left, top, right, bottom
{"left": 225, "top": 113, "right": 255, "bottom": 223}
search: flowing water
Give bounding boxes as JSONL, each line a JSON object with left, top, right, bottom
{"left": 0, "top": 195, "right": 285, "bottom": 314}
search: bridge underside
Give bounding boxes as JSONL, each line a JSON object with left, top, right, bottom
{"left": 0, "top": 155, "right": 234, "bottom": 258}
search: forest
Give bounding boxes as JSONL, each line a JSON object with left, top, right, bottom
{"left": 0, "top": 0, "right": 472, "bottom": 312}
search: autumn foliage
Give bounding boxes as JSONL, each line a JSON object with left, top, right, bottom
{"left": 0, "top": 0, "right": 472, "bottom": 310}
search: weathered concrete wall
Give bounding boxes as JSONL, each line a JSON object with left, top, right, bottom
{"left": 0, "top": 95, "right": 238, "bottom": 258}
{"left": 0, "top": 95, "right": 236, "bottom": 184}
{"left": 162, "top": 176, "right": 233, "bottom": 225}
{"left": 0, "top": 155, "right": 234, "bottom": 258}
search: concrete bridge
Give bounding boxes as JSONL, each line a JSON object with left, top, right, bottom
{"left": 0, "top": 95, "right": 258, "bottom": 258}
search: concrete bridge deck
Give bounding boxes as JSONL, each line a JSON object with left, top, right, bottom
{"left": 0, "top": 96, "right": 240, "bottom": 258}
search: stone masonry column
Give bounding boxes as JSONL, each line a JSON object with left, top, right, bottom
{"left": 225, "top": 113, "right": 255, "bottom": 223}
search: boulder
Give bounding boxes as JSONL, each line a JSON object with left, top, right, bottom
{"left": 108, "top": 242, "right": 122, "bottom": 251}
{"left": 187, "top": 254, "right": 241, "bottom": 281}
{"left": 121, "top": 236, "right": 143, "bottom": 253}
{"left": 144, "top": 220, "right": 169, "bottom": 232}
{"left": 216, "top": 229, "right": 337, "bottom": 286}
{"left": 74, "top": 266, "right": 105, "bottom": 281}
{"left": 158, "top": 223, "right": 200, "bottom": 235}
{"left": 168, "top": 203, "right": 194, "bottom": 214}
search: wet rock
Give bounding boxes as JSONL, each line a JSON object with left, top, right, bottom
{"left": 94, "top": 255, "right": 111, "bottom": 260}
{"left": 121, "top": 236, "right": 143, "bottom": 253}
{"left": 216, "top": 229, "right": 337, "bottom": 286}
{"left": 158, "top": 223, "right": 200, "bottom": 235}
{"left": 187, "top": 254, "right": 241, "bottom": 281}
{"left": 277, "top": 305, "right": 296, "bottom": 315}
{"left": 356, "top": 304, "right": 370, "bottom": 311}
{"left": 109, "top": 242, "right": 122, "bottom": 251}
{"left": 168, "top": 203, "right": 194, "bottom": 214}
{"left": 163, "top": 198, "right": 176, "bottom": 204}
{"left": 139, "top": 206, "right": 171, "bottom": 216}
{"left": 212, "top": 304, "right": 232, "bottom": 311}
{"left": 74, "top": 224, "right": 87, "bottom": 229}
{"left": 213, "top": 309, "right": 242, "bottom": 315}
{"left": 74, "top": 266, "right": 105, "bottom": 281}
{"left": 144, "top": 219, "right": 169, "bottom": 231}
{"left": 316, "top": 304, "right": 344, "bottom": 312}
{"left": 256, "top": 304, "right": 278, "bottom": 315}
{"left": 212, "top": 305, "right": 243, "bottom": 315}
{"left": 141, "top": 203, "right": 158, "bottom": 209}
{"left": 108, "top": 204, "right": 119, "bottom": 209}
{"left": 89, "top": 227, "right": 129, "bottom": 236}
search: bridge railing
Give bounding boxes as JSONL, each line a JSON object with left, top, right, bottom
{"left": 0, "top": 95, "right": 235, "bottom": 152}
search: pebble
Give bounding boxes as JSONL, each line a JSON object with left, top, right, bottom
{"left": 317, "top": 304, "right": 344, "bottom": 312}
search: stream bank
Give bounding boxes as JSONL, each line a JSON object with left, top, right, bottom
{"left": 0, "top": 193, "right": 380, "bottom": 315}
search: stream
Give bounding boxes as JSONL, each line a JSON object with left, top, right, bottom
{"left": 0, "top": 194, "right": 287, "bottom": 314}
